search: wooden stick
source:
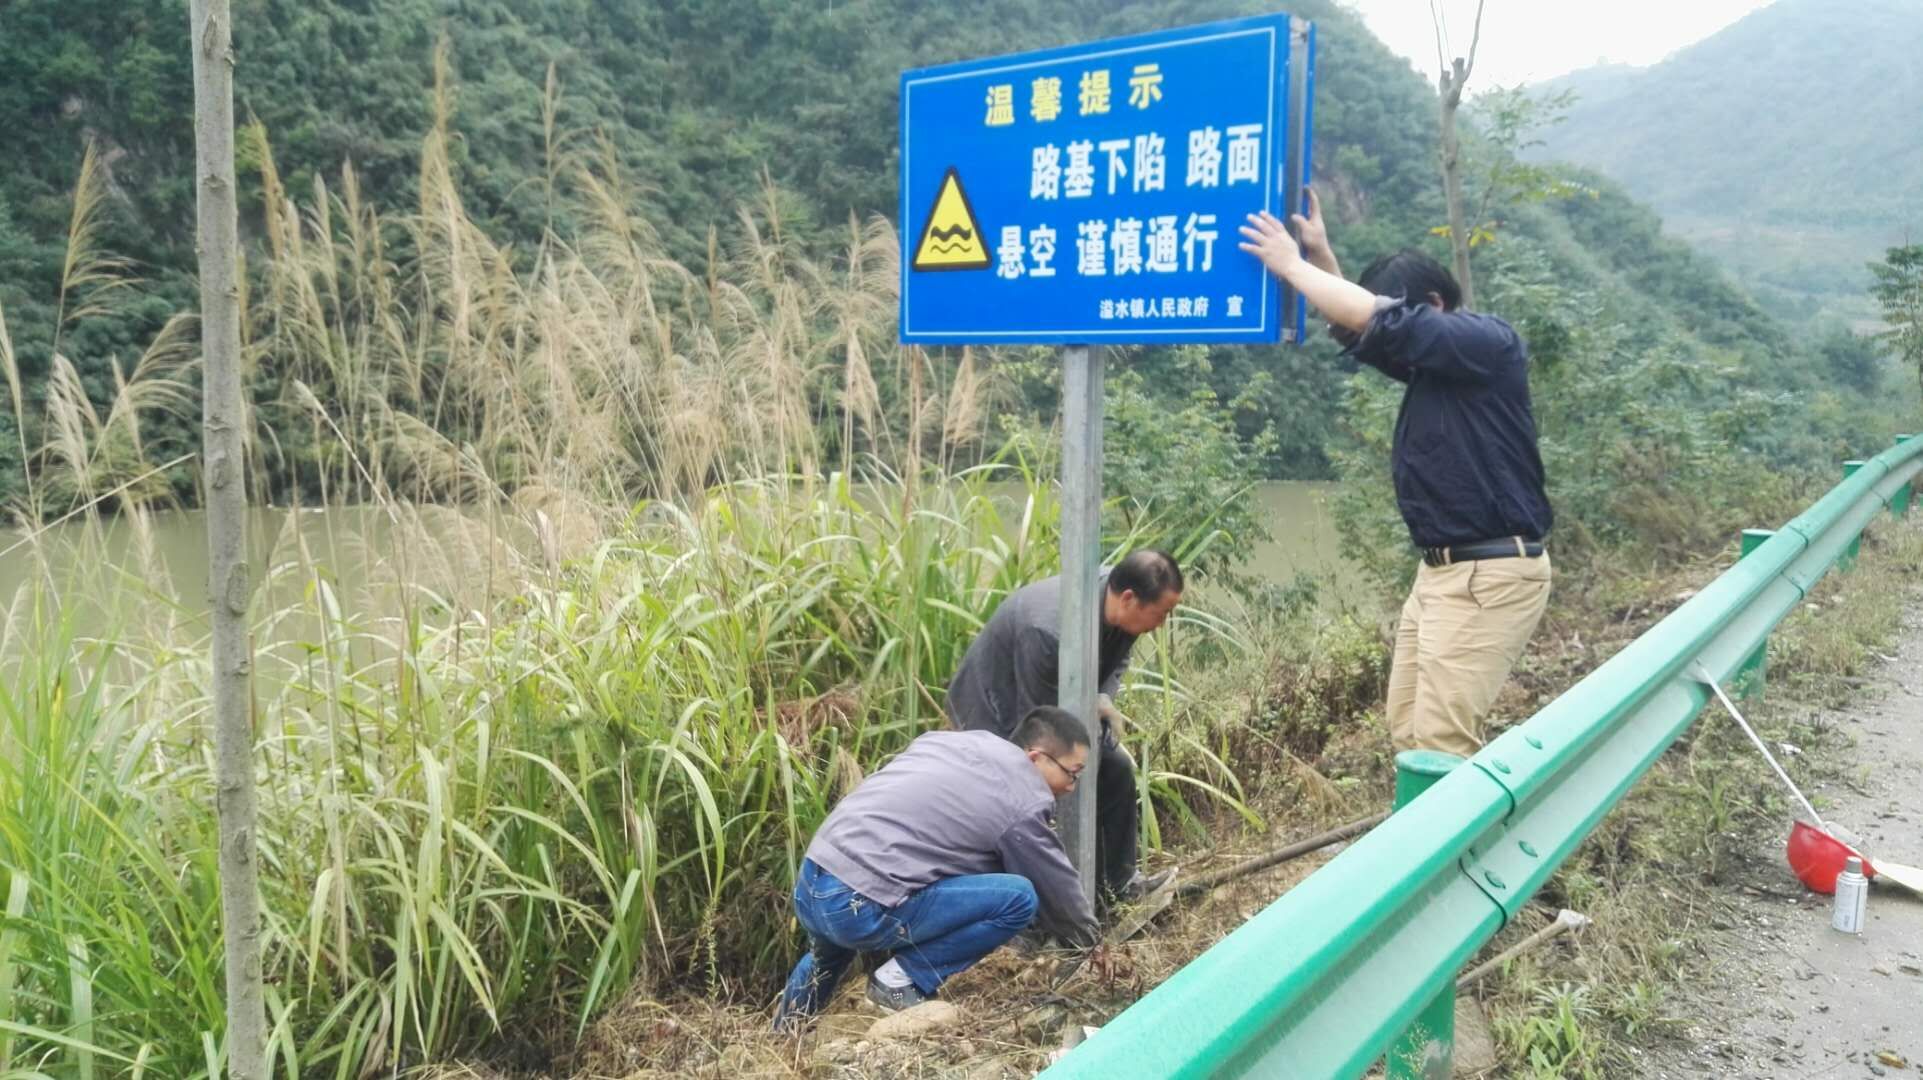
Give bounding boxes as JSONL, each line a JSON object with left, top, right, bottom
{"left": 1175, "top": 811, "right": 1389, "bottom": 899}
{"left": 1457, "top": 908, "right": 1592, "bottom": 991}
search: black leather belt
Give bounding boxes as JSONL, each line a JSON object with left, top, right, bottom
{"left": 1422, "top": 537, "right": 1544, "bottom": 567}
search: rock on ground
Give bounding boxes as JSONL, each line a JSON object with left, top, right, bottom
{"left": 868, "top": 1000, "right": 964, "bottom": 1040}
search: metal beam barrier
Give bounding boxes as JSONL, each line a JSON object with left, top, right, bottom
{"left": 1044, "top": 439, "right": 1923, "bottom": 1079}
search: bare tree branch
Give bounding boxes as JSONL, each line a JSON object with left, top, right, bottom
{"left": 1430, "top": 0, "right": 1483, "bottom": 309}
{"left": 1429, "top": 0, "right": 1450, "bottom": 83}
{"left": 1462, "top": 0, "right": 1487, "bottom": 86}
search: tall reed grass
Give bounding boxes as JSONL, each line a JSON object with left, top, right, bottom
{"left": 3, "top": 463, "right": 1086, "bottom": 1077}
{"left": 0, "top": 77, "right": 1263, "bottom": 1077}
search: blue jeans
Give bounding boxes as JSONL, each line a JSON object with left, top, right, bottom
{"left": 773, "top": 859, "right": 1038, "bottom": 1026}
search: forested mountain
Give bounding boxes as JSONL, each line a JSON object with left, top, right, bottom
{"left": 0, "top": 0, "right": 1900, "bottom": 511}
{"left": 1533, "top": 0, "right": 1923, "bottom": 324}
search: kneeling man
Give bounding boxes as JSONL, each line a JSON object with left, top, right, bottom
{"left": 773, "top": 707, "right": 1098, "bottom": 1027}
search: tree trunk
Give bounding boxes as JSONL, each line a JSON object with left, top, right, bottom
{"left": 1438, "top": 64, "right": 1476, "bottom": 311}
{"left": 1431, "top": 0, "right": 1484, "bottom": 312}
{"left": 189, "top": 1, "right": 267, "bottom": 1076}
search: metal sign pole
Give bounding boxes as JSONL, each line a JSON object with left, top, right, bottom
{"left": 1058, "top": 343, "right": 1103, "bottom": 902}
{"left": 1285, "top": 15, "right": 1317, "bottom": 343}
{"left": 897, "top": 11, "right": 1318, "bottom": 906}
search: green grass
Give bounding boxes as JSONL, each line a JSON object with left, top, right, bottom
{"left": 1475, "top": 516, "right": 1923, "bottom": 1074}
{"left": 0, "top": 462, "right": 1275, "bottom": 1077}
{"left": 0, "top": 109, "right": 1280, "bottom": 1076}
{"left": 5, "top": 72, "right": 1911, "bottom": 1079}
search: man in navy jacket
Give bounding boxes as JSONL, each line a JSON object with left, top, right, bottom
{"left": 1241, "top": 193, "right": 1552, "bottom": 759}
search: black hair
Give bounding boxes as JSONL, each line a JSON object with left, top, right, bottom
{"left": 1012, "top": 706, "right": 1090, "bottom": 756}
{"left": 1108, "top": 549, "right": 1183, "bottom": 603}
{"left": 1356, "top": 249, "right": 1462, "bottom": 312}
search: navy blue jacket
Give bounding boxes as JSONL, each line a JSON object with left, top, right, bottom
{"left": 1345, "top": 302, "right": 1553, "bottom": 550}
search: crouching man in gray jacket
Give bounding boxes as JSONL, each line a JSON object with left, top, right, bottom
{"left": 773, "top": 707, "right": 1099, "bottom": 1028}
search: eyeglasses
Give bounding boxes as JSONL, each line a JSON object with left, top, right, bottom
{"left": 1038, "top": 750, "right": 1085, "bottom": 786}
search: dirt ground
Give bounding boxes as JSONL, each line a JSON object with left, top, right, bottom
{"left": 1636, "top": 612, "right": 1923, "bottom": 1079}
{"left": 551, "top": 781, "right": 1380, "bottom": 1079}
{"left": 435, "top": 537, "right": 1923, "bottom": 1080}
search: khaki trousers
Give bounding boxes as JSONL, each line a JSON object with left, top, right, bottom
{"left": 1385, "top": 552, "right": 1551, "bottom": 758}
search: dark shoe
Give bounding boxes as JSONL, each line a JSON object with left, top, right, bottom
{"left": 866, "top": 974, "right": 931, "bottom": 1013}
{"left": 1010, "top": 928, "right": 1058, "bottom": 956}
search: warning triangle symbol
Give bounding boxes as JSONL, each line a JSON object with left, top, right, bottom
{"left": 911, "top": 167, "right": 991, "bottom": 272}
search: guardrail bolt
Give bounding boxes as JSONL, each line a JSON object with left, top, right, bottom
{"left": 1736, "top": 529, "right": 1773, "bottom": 699}
{"left": 1895, "top": 436, "right": 1915, "bottom": 515}
{"left": 1387, "top": 751, "right": 1465, "bottom": 1080}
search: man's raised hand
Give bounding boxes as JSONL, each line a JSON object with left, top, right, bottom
{"left": 1292, "top": 187, "right": 1331, "bottom": 263}
{"left": 1238, "top": 210, "right": 1304, "bottom": 280}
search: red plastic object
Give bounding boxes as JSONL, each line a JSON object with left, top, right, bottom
{"left": 1787, "top": 820, "right": 1877, "bottom": 894}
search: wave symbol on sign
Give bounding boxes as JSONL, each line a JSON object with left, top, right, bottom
{"left": 911, "top": 169, "right": 990, "bottom": 271}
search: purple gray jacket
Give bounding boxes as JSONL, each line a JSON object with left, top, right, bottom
{"left": 804, "top": 729, "right": 1099, "bottom": 946}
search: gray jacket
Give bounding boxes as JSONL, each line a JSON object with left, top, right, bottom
{"left": 944, "top": 571, "right": 1135, "bottom": 740}
{"left": 804, "top": 729, "right": 1099, "bottom": 946}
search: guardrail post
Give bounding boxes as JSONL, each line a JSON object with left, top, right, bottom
{"left": 1840, "top": 460, "right": 1867, "bottom": 570}
{"left": 1896, "top": 436, "right": 1915, "bottom": 515}
{"left": 1735, "top": 529, "right": 1773, "bottom": 699}
{"left": 1387, "top": 749, "right": 1466, "bottom": 1080}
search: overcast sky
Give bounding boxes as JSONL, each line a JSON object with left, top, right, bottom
{"left": 1341, "top": 0, "right": 1779, "bottom": 89}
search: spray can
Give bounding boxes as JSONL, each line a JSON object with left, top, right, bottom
{"left": 1832, "top": 856, "right": 1869, "bottom": 933}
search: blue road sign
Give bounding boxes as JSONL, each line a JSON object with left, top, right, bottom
{"left": 898, "top": 13, "right": 1315, "bottom": 346}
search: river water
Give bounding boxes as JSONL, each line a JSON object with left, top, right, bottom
{"left": 0, "top": 483, "right": 1354, "bottom": 646}
{"left": 1247, "top": 481, "right": 1355, "bottom": 596}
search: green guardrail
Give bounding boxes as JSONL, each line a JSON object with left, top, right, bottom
{"left": 1043, "top": 435, "right": 1923, "bottom": 1080}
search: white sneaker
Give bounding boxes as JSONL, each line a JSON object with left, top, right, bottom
{"left": 866, "top": 973, "right": 932, "bottom": 1012}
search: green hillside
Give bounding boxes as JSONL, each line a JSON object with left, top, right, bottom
{"left": 1533, "top": 0, "right": 1923, "bottom": 324}
{"left": 1, "top": 4, "right": 1918, "bottom": 1074}
{"left": 0, "top": 0, "right": 1901, "bottom": 515}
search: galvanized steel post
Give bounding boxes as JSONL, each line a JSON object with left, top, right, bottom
{"left": 1895, "top": 436, "right": 1915, "bottom": 514}
{"left": 1386, "top": 749, "right": 1466, "bottom": 1080}
{"left": 1735, "top": 528, "right": 1774, "bottom": 698}
{"left": 1840, "top": 460, "right": 1867, "bottom": 570}
{"left": 1058, "top": 344, "right": 1104, "bottom": 903}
